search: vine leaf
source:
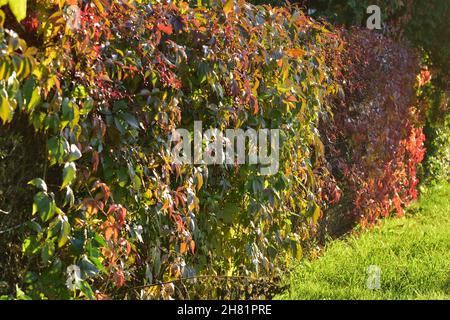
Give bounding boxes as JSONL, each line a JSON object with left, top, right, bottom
{"left": 223, "top": 0, "right": 234, "bottom": 16}
{"left": 28, "top": 178, "right": 48, "bottom": 192}
{"left": 5, "top": 0, "right": 27, "bottom": 22}
{"left": 0, "top": 94, "right": 12, "bottom": 124}
{"left": 61, "top": 162, "right": 76, "bottom": 189}
{"left": 33, "top": 192, "right": 55, "bottom": 222}
{"left": 58, "top": 216, "right": 71, "bottom": 248}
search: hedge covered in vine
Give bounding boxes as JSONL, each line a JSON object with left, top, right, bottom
{"left": 0, "top": 0, "right": 431, "bottom": 299}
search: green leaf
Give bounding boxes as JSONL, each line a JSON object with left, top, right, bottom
{"left": 33, "top": 192, "right": 55, "bottom": 222}
{"left": 63, "top": 186, "right": 75, "bottom": 207}
{"left": 15, "top": 285, "right": 31, "bottom": 300}
{"left": 79, "top": 256, "right": 99, "bottom": 278}
{"left": 120, "top": 112, "right": 140, "bottom": 129}
{"left": 86, "top": 240, "right": 105, "bottom": 273}
{"left": 8, "top": 0, "right": 26, "bottom": 22}
{"left": 22, "top": 236, "right": 39, "bottom": 255}
{"left": 80, "top": 97, "right": 93, "bottom": 116}
{"left": 78, "top": 281, "right": 95, "bottom": 300}
{"left": 61, "top": 162, "right": 76, "bottom": 189}
{"left": 28, "top": 178, "right": 47, "bottom": 192}
{"left": 47, "top": 136, "right": 67, "bottom": 165}
{"left": 153, "top": 248, "right": 161, "bottom": 276}
{"left": 22, "top": 75, "right": 34, "bottom": 102}
{"left": 72, "top": 85, "right": 88, "bottom": 99}
{"left": 61, "top": 98, "right": 80, "bottom": 127}
{"left": 93, "top": 232, "right": 107, "bottom": 247}
{"left": 27, "top": 87, "right": 41, "bottom": 111}
{"left": 219, "top": 203, "right": 239, "bottom": 224}
{"left": 67, "top": 144, "right": 82, "bottom": 161}
{"left": 308, "top": 202, "right": 321, "bottom": 225}
{"left": 41, "top": 241, "right": 55, "bottom": 264}
{"left": 57, "top": 216, "right": 70, "bottom": 248}
{"left": 27, "top": 220, "right": 42, "bottom": 233}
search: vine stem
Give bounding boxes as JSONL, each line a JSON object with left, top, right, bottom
{"left": 43, "top": 132, "right": 48, "bottom": 181}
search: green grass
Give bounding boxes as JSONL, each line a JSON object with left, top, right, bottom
{"left": 277, "top": 182, "right": 450, "bottom": 300}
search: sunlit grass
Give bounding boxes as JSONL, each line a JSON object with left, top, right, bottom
{"left": 277, "top": 182, "right": 450, "bottom": 300}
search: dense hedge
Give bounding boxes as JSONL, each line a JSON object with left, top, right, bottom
{"left": 321, "top": 28, "right": 425, "bottom": 233}
{"left": 0, "top": 0, "right": 428, "bottom": 299}
{"left": 1, "top": 0, "right": 341, "bottom": 299}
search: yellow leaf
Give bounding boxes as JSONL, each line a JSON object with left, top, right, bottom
{"left": 296, "top": 242, "right": 303, "bottom": 260}
{"left": 92, "top": 0, "right": 105, "bottom": 13}
{"left": 195, "top": 172, "right": 203, "bottom": 192}
{"left": 8, "top": 0, "right": 27, "bottom": 22}
{"left": 311, "top": 203, "right": 321, "bottom": 225}
{"left": 0, "top": 94, "right": 12, "bottom": 124}
{"left": 223, "top": 0, "right": 234, "bottom": 16}
{"left": 252, "top": 78, "right": 260, "bottom": 95}
{"left": 0, "top": 59, "right": 11, "bottom": 80}
{"left": 0, "top": 9, "right": 5, "bottom": 28}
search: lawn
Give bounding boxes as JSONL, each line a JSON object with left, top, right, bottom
{"left": 277, "top": 183, "right": 450, "bottom": 300}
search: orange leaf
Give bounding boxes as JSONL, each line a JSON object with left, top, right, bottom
{"left": 157, "top": 24, "right": 173, "bottom": 35}
{"left": 250, "top": 97, "right": 259, "bottom": 115}
{"left": 286, "top": 48, "right": 306, "bottom": 58}
{"left": 105, "top": 227, "right": 113, "bottom": 241}
{"left": 285, "top": 94, "right": 298, "bottom": 102}
{"left": 180, "top": 242, "right": 188, "bottom": 254}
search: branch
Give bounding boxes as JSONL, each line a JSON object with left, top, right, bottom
{"left": 130, "top": 274, "right": 275, "bottom": 291}
{"left": 0, "top": 217, "right": 37, "bottom": 235}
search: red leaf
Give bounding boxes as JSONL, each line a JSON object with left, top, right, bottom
{"left": 92, "top": 151, "right": 99, "bottom": 173}
{"left": 117, "top": 206, "right": 127, "bottom": 228}
{"left": 113, "top": 271, "right": 125, "bottom": 288}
